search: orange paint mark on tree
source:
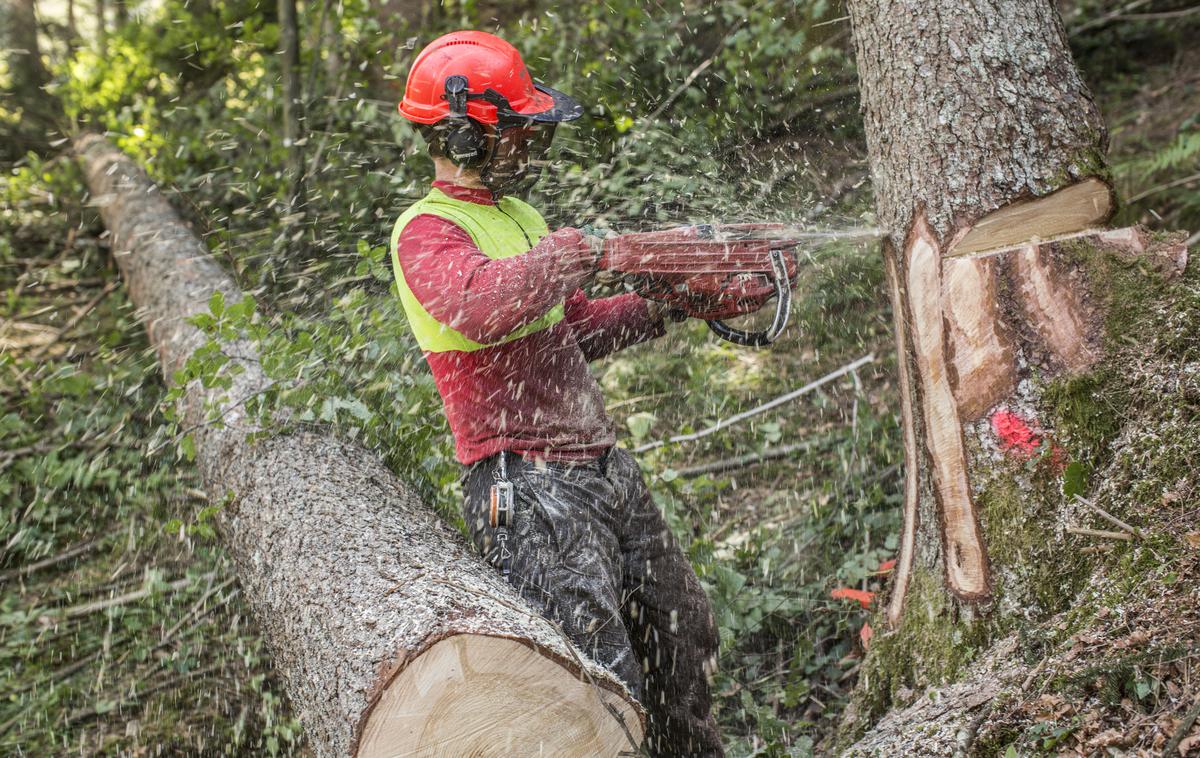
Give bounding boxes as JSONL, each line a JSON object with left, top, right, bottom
{"left": 831, "top": 587, "right": 876, "bottom": 609}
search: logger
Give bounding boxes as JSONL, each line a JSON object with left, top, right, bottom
{"left": 388, "top": 29, "right": 813, "bottom": 757}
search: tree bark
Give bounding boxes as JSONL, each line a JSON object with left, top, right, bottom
{"left": 1, "top": 0, "right": 64, "bottom": 158}
{"left": 849, "top": 0, "right": 1115, "bottom": 618}
{"left": 2, "top": 0, "right": 51, "bottom": 100}
{"left": 66, "top": 0, "right": 79, "bottom": 52}
{"left": 73, "top": 133, "right": 643, "bottom": 757}
{"left": 838, "top": 0, "right": 1191, "bottom": 749}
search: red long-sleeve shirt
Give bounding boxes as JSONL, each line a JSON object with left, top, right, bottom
{"left": 395, "top": 181, "right": 666, "bottom": 464}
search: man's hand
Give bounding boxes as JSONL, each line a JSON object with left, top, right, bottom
{"left": 538, "top": 227, "right": 604, "bottom": 290}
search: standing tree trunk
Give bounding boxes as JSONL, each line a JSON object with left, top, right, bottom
{"left": 278, "top": 0, "right": 306, "bottom": 211}
{"left": 2, "top": 0, "right": 51, "bottom": 100}
{"left": 321, "top": 0, "right": 341, "bottom": 85}
{"left": 1, "top": 0, "right": 63, "bottom": 158}
{"left": 836, "top": 0, "right": 1192, "bottom": 751}
{"left": 74, "top": 133, "right": 643, "bottom": 757}
{"left": 95, "top": 0, "right": 106, "bottom": 57}
{"left": 66, "top": 0, "right": 79, "bottom": 52}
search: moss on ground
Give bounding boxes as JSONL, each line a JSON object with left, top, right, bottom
{"left": 1041, "top": 369, "right": 1125, "bottom": 472}
{"left": 836, "top": 569, "right": 993, "bottom": 746}
{"left": 976, "top": 468, "right": 1091, "bottom": 620}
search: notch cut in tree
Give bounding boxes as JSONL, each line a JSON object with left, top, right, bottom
{"left": 73, "top": 133, "right": 643, "bottom": 757}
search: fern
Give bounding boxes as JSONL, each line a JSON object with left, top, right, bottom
{"left": 1142, "top": 129, "right": 1200, "bottom": 176}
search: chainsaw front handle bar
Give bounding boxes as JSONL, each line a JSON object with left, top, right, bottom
{"left": 705, "top": 248, "right": 792, "bottom": 347}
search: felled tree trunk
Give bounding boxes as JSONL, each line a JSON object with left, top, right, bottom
{"left": 838, "top": 0, "right": 1189, "bottom": 750}
{"left": 74, "top": 134, "right": 643, "bottom": 757}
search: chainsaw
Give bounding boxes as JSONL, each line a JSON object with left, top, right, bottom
{"left": 597, "top": 223, "right": 801, "bottom": 347}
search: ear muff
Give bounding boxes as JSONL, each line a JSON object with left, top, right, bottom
{"left": 442, "top": 118, "right": 489, "bottom": 167}
{"left": 440, "top": 75, "right": 493, "bottom": 169}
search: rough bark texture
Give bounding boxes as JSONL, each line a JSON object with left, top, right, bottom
{"left": 74, "top": 134, "right": 643, "bottom": 757}
{"left": 847, "top": 0, "right": 1109, "bottom": 250}
{"left": 843, "top": 637, "right": 1026, "bottom": 757}
{"left": 846, "top": 0, "right": 1119, "bottom": 627}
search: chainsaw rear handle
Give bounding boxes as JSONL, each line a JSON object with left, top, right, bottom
{"left": 705, "top": 248, "right": 792, "bottom": 347}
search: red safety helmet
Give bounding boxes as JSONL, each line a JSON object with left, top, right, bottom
{"left": 399, "top": 30, "right": 583, "bottom": 126}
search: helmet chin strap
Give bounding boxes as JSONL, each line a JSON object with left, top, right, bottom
{"left": 479, "top": 126, "right": 538, "bottom": 196}
{"left": 480, "top": 165, "right": 539, "bottom": 197}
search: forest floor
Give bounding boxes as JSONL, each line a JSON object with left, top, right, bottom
{"left": 2, "top": 21, "right": 1199, "bottom": 758}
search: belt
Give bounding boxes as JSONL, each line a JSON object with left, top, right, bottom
{"left": 467, "top": 447, "right": 613, "bottom": 478}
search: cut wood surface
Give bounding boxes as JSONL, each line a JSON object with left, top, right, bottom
{"left": 1010, "top": 242, "right": 1099, "bottom": 373}
{"left": 74, "top": 133, "right": 643, "bottom": 757}
{"left": 902, "top": 216, "right": 990, "bottom": 600}
{"left": 941, "top": 255, "right": 1016, "bottom": 421}
{"left": 949, "top": 178, "right": 1115, "bottom": 257}
{"left": 882, "top": 244, "right": 918, "bottom": 628}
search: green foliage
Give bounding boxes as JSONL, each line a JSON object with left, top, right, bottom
{"left": 592, "top": 237, "right": 897, "bottom": 751}
{"left": 1082, "top": 4, "right": 1200, "bottom": 233}
{"left": 1042, "top": 370, "right": 1125, "bottom": 474}
{"left": 1140, "top": 128, "right": 1200, "bottom": 176}
{"left": 166, "top": 256, "right": 459, "bottom": 517}
{"left": 0, "top": 160, "right": 296, "bottom": 755}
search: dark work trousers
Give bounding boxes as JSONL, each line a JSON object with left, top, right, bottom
{"left": 462, "top": 446, "right": 724, "bottom": 757}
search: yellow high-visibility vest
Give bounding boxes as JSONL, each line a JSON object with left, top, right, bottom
{"left": 389, "top": 187, "right": 565, "bottom": 352}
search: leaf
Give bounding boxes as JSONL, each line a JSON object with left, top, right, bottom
{"left": 179, "top": 434, "right": 196, "bottom": 462}
{"left": 761, "top": 421, "right": 782, "bottom": 444}
{"left": 626, "top": 412, "right": 656, "bottom": 441}
{"left": 859, "top": 622, "right": 874, "bottom": 649}
{"left": 1134, "top": 679, "right": 1151, "bottom": 700}
{"left": 1062, "top": 460, "right": 1088, "bottom": 499}
{"left": 208, "top": 290, "right": 225, "bottom": 317}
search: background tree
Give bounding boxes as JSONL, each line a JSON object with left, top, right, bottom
{"left": 65, "top": 0, "right": 79, "bottom": 52}
{"left": 2, "top": 0, "right": 1196, "bottom": 753}
{"left": 0, "top": 0, "right": 64, "bottom": 157}
{"left": 2, "top": 0, "right": 51, "bottom": 101}
{"left": 278, "top": 0, "right": 305, "bottom": 213}
{"left": 96, "top": 0, "right": 107, "bottom": 57}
